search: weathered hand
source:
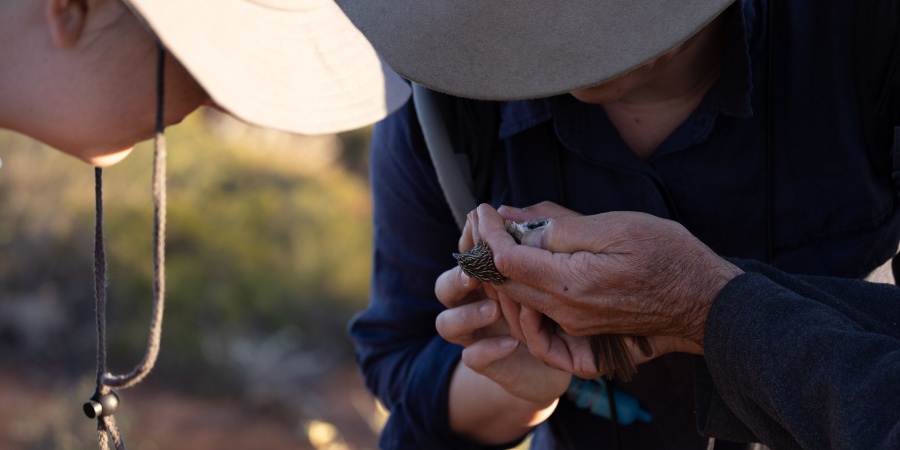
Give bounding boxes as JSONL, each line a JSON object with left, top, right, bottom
{"left": 474, "top": 204, "right": 742, "bottom": 364}
{"left": 517, "top": 304, "right": 693, "bottom": 379}
{"left": 457, "top": 203, "right": 655, "bottom": 379}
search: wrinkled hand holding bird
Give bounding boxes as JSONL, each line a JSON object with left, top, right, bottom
{"left": 453, "top": 202, "right": 652, "bottom": 381}
{"left": 456, "top": 202, "right": 743, "bottom": 381}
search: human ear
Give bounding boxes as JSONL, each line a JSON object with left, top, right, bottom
{"left": 45, "top": 0, "right": 88, "bottom": 48}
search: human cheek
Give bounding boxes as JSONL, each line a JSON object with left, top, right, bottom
{"left": 162, "top": 57, "right": 208, "bottom": 126}
{"left": 85, "top": 148, "right": 135, "bottom": 167}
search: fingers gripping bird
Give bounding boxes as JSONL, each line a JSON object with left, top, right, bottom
{"left": 453, "top": 219, "right": 653, "bottom": 381}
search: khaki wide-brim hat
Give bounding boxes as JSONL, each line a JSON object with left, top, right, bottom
{"left": 338, "top": 0, "right": 736, "bottom": 100}
{"left": 123, "top": 0, "right": 411, "bottom": 135}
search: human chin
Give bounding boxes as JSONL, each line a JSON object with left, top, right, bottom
{"left": 85, "top": 147, "right": 134, "bottom": 167}
{"left": 569, "top": 85, "right": 622, "bottom": 104}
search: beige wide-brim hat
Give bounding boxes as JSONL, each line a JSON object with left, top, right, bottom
{"left": 338, "top": 0, "right": 736, "bottom": 100}
{"left": 123, "top": 0, "right": 411, "bottom": 135}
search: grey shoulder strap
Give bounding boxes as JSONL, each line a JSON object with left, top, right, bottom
{"left": 412, "top": 83, "right": 477, "bottom": 231}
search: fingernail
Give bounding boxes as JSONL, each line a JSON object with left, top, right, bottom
{"left": 480, "top": 301, "right": 496, "bottom": 317}
{"left": 498, "top": 205, "right": 524, "bottom": 214}
{"left": 460, "top": 271, "right": 471, "bottom": 287}
{"left": 500, "top": 336, "right": 519, "bottom": 349}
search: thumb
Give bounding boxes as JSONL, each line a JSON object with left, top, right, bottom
{"left": 461, "top": 336, "right": 520, "bottom": 373}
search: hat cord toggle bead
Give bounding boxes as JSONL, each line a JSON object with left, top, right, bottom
{"left": 83, "top": 389, "right": 120, "bottom": 419}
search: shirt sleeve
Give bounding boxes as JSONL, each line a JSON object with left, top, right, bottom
{"left": 349, "top": 100, "right": 502, "bottom": 449}
{"left": 695, "top": 258, "right": 900, "bottom": 450}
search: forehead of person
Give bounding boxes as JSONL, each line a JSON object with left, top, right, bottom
{"left": 0, "top": 0, "right": 410, "bottom": 167}
{"left": 337, "top": 0, "right": 737, "bottom": 100}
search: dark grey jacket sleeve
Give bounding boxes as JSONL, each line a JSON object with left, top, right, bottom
{"left": 695, "top": 259, "right": 900, "bottom": 450}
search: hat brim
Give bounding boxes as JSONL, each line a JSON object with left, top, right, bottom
{"left": 124, "top": 0, "right": 410, "bottom": 135}
{"left": 338, "top": 0, "right": 736, "bottom": 100}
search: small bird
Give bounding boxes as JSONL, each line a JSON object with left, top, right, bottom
{"left": 454, "top": 219, "right": 653, "bottom": 381}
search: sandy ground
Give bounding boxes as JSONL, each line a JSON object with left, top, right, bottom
{"left": 0, "top": 364, "right": 383, "bottom": 450}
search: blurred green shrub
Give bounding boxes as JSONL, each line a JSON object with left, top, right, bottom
{"left": 0, "top": 110, "right": 375, "bottom": 391}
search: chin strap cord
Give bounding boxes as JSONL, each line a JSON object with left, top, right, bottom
{"left": 87, "top": 42, "right": 168, "bottom": 450}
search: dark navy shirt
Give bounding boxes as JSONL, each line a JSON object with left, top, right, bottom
{"left": 351, "top": 0, "right": 900, "bottom": 448}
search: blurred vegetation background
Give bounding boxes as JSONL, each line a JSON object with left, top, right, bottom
{"left": 0, "top": 109, "right": 387, "bottom": 449}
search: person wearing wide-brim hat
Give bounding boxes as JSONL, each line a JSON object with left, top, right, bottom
{"left": 338, "top": 0, "right": 900, "bottom": 448}
{"left": 0, "top": 0, "right": 410, "bottom": 449}
{"left": 1, "top": 1, "right": 409, "bottom": 446}
{"left": 1, "top": 0, "right": 410, "bottom": 166}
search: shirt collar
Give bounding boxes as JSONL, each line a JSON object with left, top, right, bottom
{"left": 705, "top": 0, "right": 755, "bottom": 118}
